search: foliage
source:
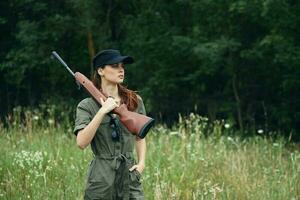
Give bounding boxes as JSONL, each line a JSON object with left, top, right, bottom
{"left": 0, "top": 0, "right": 300, "bottom": 137}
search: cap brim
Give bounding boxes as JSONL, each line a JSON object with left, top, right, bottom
{"left": 106, "top": 56, "right": 134, "bottom": 65}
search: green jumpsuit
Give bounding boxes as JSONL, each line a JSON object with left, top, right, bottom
{"left": 73, "top": 97, "right": 146, "bottom": 200}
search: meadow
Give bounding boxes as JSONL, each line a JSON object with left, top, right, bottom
{"left": 0, "top": 106, "right": 299, "bottom": 200}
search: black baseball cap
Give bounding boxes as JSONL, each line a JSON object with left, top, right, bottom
{"left": 92, "top": 49, "right": 134, "bottom": 69}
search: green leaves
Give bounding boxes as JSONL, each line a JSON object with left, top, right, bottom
{"left": 1, "top": 0, "right": 300, "bottom": 136}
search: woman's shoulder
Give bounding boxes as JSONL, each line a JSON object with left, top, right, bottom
{"left": 76, "top": 97, "right": 100, "bottom": 117}
{"left": 136, "top": 94, "right": 145, "bottom": 106}
{"left": 77, "top": 97, "right": 99, "bottom": 109}
{"left": 136, "top": 94, "right": 143, "bottom": 101}
{"left": 135, "top": 94, "right": 146, "bottom": 114}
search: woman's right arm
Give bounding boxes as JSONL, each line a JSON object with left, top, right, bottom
{"left": 76, "top": 97, "right": 118, "bottom": 149}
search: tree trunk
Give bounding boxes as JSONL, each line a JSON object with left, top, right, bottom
{"left": 207, "top": 99, "right": 216, "bottom": 121}
{"left": 87, "top": 30, "right": 95, "bottom": 76}
{"left": 262, "top": 101, "right": 268, "bottom": 132}
{"left": 232, "top": 74, "right": 244, "bottom": 131}
{"left": 6, "top": 83, "right": 10, "bottom": 113}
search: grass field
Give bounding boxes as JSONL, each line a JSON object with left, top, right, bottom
{"left": 0, "top": 112, "right": 299, "bottom": 199}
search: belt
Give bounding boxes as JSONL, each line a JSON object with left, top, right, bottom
{"left": 94, "top": 152, "right": 133, "bottom": 199}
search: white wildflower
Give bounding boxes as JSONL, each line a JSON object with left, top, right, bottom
{"left": 199, "top": 157, "right": 205, "bottom": 161}
{"left": 203, "top": 117, "right": 209, "bottom": 121}
{"left": 169, "top": 131, "right": 179, "bottom": 136}
{"left": 257, "top": 129, "right": 264, "bottom": 134}
{"left": 13, "top": 150, "right": 46, "bottom": 178}
{"left": 33, "top": 116, "right": 39, "bottom": 120}
{"left": 43, "top": 129, "right": 49, "bottom": 134}
{"left": 224, "top": 123, "right": 230, "bottom": 129}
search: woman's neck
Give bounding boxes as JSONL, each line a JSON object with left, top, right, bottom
{"left": 101, "top": 81, "right": 119, "bottom": 99}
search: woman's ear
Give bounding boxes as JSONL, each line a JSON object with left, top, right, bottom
{"left": 97, "top": 68, "right": 103, "bottom": 76}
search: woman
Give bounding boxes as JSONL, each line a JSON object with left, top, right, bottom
{"left": 73, "top": 49, "right": 147, "bottom": 200}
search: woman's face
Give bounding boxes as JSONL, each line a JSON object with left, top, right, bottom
{"left": 98, "top": 63, "right": 125, "bottom": 84}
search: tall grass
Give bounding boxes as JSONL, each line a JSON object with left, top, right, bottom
{"left": 0, "top": 107, "right": 299, "bottom": 199}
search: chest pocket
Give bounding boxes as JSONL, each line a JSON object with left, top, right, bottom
{"left": 101, "top": 115, "right": 111, "bottom": 124}
{"left": 97, "top": 115, "right": 111, "bottom": 132}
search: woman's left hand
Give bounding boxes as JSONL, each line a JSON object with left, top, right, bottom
{"left": 129, "top": 163, "right": 145, "bottom": 174}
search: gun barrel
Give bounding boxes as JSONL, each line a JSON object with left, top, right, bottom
{"left": 51, "top": 51, "right": 75, "bottom": 77}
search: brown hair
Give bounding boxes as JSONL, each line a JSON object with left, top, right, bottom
{"left": 91, "top": 70, "right": 138, "bottom": 111}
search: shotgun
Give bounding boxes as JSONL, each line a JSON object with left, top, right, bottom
{"left": 51, "top": 51, "right": 154, "bottom": 138}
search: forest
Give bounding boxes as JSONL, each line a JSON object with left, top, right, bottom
{"left": 1, "top": 0, "right": 300, "bottom": 139}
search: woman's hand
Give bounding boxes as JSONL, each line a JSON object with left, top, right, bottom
{"left": 99, "top": 97, "right": 119, "bottom": 114}
{"left": 129, "top": 163, "right": 145, "bottom": 174}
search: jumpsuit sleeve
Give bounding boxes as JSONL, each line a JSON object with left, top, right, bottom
{"left": 136, "top": 95, "right": 146, "bottom": 115}
{"left": 73, "top": 99, "right": 92, "bottom": 136}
